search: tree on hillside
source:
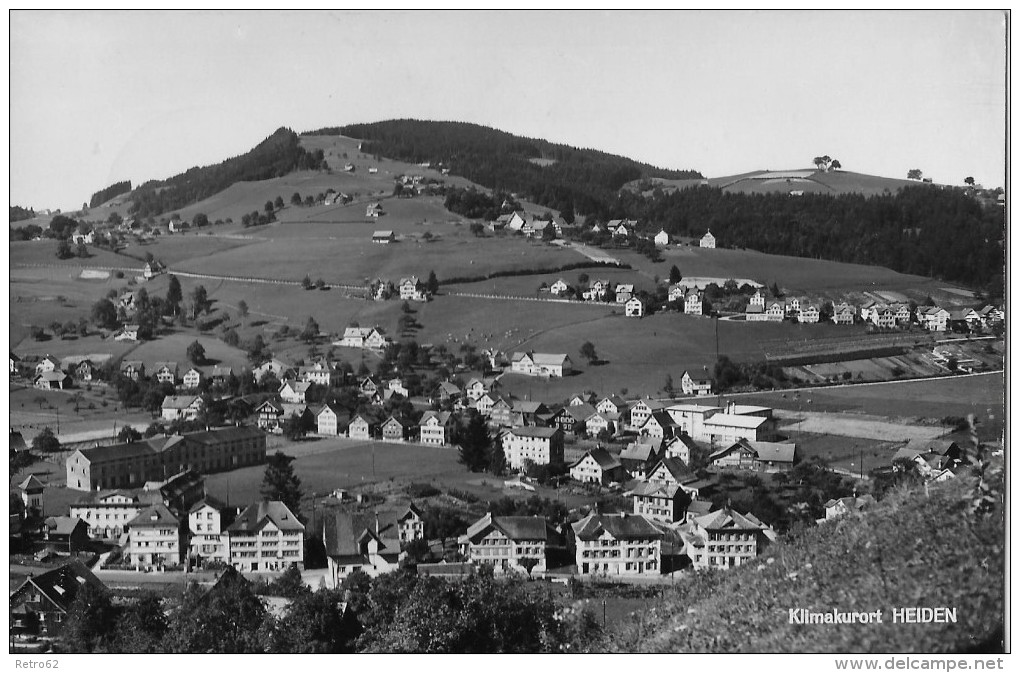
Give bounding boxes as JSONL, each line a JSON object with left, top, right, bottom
{"left": 965, "top": 176, "right": 975, "bottom": 186}
{"left": 829, "top": 159, "right": 841, "bottom": 171}
{"left": 31, "top": 427, "right": 61, "bottom": 453}
{"left": 541, "top": 222, "right": 556, "bottom": 241}
{"left": 302, "top": 316, "right": 320, "bottom": 343}
{"left": 265, "top": 200, "right": 275, "bottom": 214}
{"left": 166, "top": 275, "right": 183, "bottom": 315}
{"left": 193, "top": 213, "right": 209, "bottom": 228}
{"left": 76, "top": 242, "right": 89, "bottom": 258}
{"left": 427, "top": 270, "right": 439, "bottom": 295}
{"left": 458, "top": 412, "right": 491, "bottom": 472}
{"left": 579, "top": 341, "right": 598, "bottom": 365}
{"left": 274, "top": 196, "right": 284, "bottom": 210}
{"left": 237, "top": 300, "right": 249, "bottom": 323}
{"left": 291, "top": 192, "right": 302, "bottom": 206}
{"left": 56, "top": 239, "right": 73, "bottom": 259}
{"left": 247, "top": 334, "right": 269, "bottom": 364}
{"left": 187, "top": 340, "right": 206, "bottom": 365}
{"left": 261, "top": 451, "right": 304, "bottom": 521}
{"left": 813, "top": 156, "right": 832, "bottom": 171}
{"left": 60, "top": 581, "right": 116, "bottom": 653}
{"left": 91, "top": 298, "right": 119, "bottom": 329}
{"left": 669, "top": 265, "right": 682, "bottom": 284}
{"left": 191, "top": 285, "right": 210, "bottom": 317}
{"left": 302, "top": 276, "right": 313, "bottom": 290}
{"left": 907, "top": 169, "right": 923, "bottom": 181}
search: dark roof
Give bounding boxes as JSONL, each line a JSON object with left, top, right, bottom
{"left": 127, "top": 503, "right": 179, "bottom": 528}
{"left": 650, "top": 457, "right": 696, "bottom": 482}
{"left": 564, "top": 403, "right": 597, "bottom": 422}
{"left": 323, "top": 510, "right": 402, "bottom": 558}
{"left": 509, "top": 426, "right": 560, "bottom": 439}
{"left": 188, "top": 495, "right": 228, "bottom": 514}
{"left": 183, "top": 426, "right": 266, "bottom": 445}
{"left": 10, "top": 560, "right": 107, "bottom": 613}
{"left": 572, "top": 513, "right": 663, "bottom": 541}
{"left": 17, "top": 474, "right": 45, "bottom": 491}
{"left": 227, "top": 500, "right": 304, "bottom": 533}
{"left": 571, "top": 447, "right": 623, "bottom": 471}
{"left": 44, "top": 516, "right": 87, "bottom": 536}
{"left": 466, "top": 513, "right": 551, "bottom": 542}
{"left": 76, "top": 437, "right": 169, "bottom": 463}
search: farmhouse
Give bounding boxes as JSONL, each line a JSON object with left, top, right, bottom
{"left": 460, "top": 514, "right": 558, "bottom": 575}
{"left": 629, "top": 398, "right": 669, "bottom": 429}
{"left": 17, "top": 475, "right": 44, "bottom": 512}
{"left": 832, "top": 302, "right": 857, "bottom": 324}
{"left": 547, "top": 404, "right": 593, "bottom": 436}
{"left": 654, "top": 229, "right": 670, "bottom": 246}
{"left": 120, "top": 360, "right": 145, "bottom": 380}
{"left": 502, "top": 426, "right": 564, "bottom": 470}
{"left": 160, "top": 395, "right": 205, "bottom": 422}
{"left": 917, "top": 306, "right": 949, "bottom": 331}
{"left": 225, "top": 500, "right": 304, "bottom": 572}
{"left": 60, "top": 355, "right": 105, "bottom": 382}
{"left": 798, "top": 304, "right": 821, "bottom": 323}
{"left": 572, "top": 513, "right": 664, "bottom": 576}
{"left": 316, "top": 403, "right": 347, "bottom": 436}
{"left": 337, "top": 326, "right": 390, "bottom": 349}
{"left": 419, "top": 410, "right": 455, "bottom": 445}
{"left": 614, "top": 284, "right": 635, "bottom": 303}
{"left": 34, "top": 371, "right": 71, "bottom": 390}
{"left": 42, "top": 516, "right": 90, "bottom": 553}
{"left": 569, "top": 448, "right": 626, "bottom": 485}
{"left": 153, "top": 362, "right": 179, "bottom": 385}
{"left": 684, "top": 289, "right": 704, "bottom": 316}
{"left": 708, "top": 438, "right": 797, "bottom": 473}
{"left": 298, "top": 362, "right": 334, "bottom": 387}
{"left": 366, "top": 203, "right": 384, "bottom": 218}
{"left": 115, "top": 324, "right": 140, "bottom": 341}
{"left": 639, "top": 411, "right": 679, "bottom": 440}
{"left": 256, "top": 400, "right": 285, "bottom": 433}
{"left": 505, "top": 211, "right": 528, "bottom": 231}
{"left": 10, "top": 561, "right": 108, "bottom": 637}
{"left": 512, "top": 400, "right": 550, "bottom": 427}
{"left": 668, "top": 284, "right": 686, "bottom": 303}
{"left": 279, "top": 380, "right": 311, "bottom": 404}
{"left": 550, "top": 278, "right": 569, "bottom": 296}
{"left": 585, "top": 411, "right": 620, "bottom": 438}
{"left": 625, "top": 297, "right": 645, "bottom": 317}
{"left": 596, "top": 394, "right": 628, "bottom": 416}
{"left": 510, "top": 351, "right": 573, "bottom": 377}
{"left": 700, "top": 230, "right": 716, "bottom": 248}
{"left": 211, "top": 366, "right": 233, "bottom": 385}
{"left": 765, "top": 300, "right": 786, "bottom": 321}
{"left": 399, "top": 276, "right": 431, "bottom": 302}
{"left": 466, "top": 376, "right": 501, "bottom": 401}
{"left": 619, "top": 441, "right": 660, "bottom": 480}
{"left": 348, "top": 414, "right": 376, "bottom": 440}
{"left": 253, "top": 358, "right": 292, "bottom": 382}
{"left": 381, "top": 416, "right": 415, "bottom": 442}
{"left": 745, "top": 304, "right": 768, "bottom": 321}
{"left": 360, "top": 376, "right": 381, "bottom": 397}
{"left": 824, "top": 495, "right": 877, "bottom": 521}
{"left": 680, "top": 370, "right": 713, "bottom": 396}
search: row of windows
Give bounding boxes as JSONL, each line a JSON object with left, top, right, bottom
{"left": 708, "top": 544, "right": 755, "bottom": 554}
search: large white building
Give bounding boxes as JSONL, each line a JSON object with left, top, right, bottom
{"left": 188, "top": 496, "right": 231, "bottom": 566}
{"left": 459, "top": 513, "right": 556, "bottom": 575}
{"left": 510, "top": 352, "right": 573, "bottom": 377}
{"left": 572, "top": 513, "right": 665, "bottom": 576}
{"left": 502, "top": 426, "right": 565, "bottom": 470}
{"left": 224, "top": 500, "right": 304, "bottom": 572}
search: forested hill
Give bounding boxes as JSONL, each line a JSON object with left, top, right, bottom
{"left": 127, "top": 128, "right": 327, "bottom": 218}
{"left": 614, "top": 184, "right": 1005, "bottom": 295}
{"left": 306, "top": 119, "right": 702, "bottom": 216}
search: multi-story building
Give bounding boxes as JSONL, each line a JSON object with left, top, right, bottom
{"left": 629, "top": 398, "right": 669, "bottom": 429}
{"left": 10, "top": 561, "right": 108, "bottom": 637}
{"left": 225, "top": 500, "right": 304, "bottom": 572}
{"left": 322, "top": 505, "right": 423, "bottom": 583}
{"left": 127, "top": 503, "right": 185, "bottom": 570}
{"left": 459, "top": 513, "right": 557, "bottom": 574}
{"left": 510, "top": 352, "right": 573, "bottom": 377}
{"left": 629, "top": 481, "right": 690, "bottom": 524}
{"left": 399, "top": 276, "right": 431, "bottom": 302}
{"left": 502, "top": 426, "right": 564, "bottom": 470}
{"left": 161, "top": 394, "right": 205, "bottom": 422}
{"left": 419, "top": 410, "right": 454, "bottom": 445}
{"left": 188, "top": 496, "right": 233, "bottom": 566}
{"left": 684, "top": 290, "right": 703, "bottom": 316}
{"left": 569, "top": 448, "right": 626, "bottom": 485}
{"left": 708, "top": 438, "right": 797, "bottom": 473}
{"left": 680, "top": 370, "right": 713, "bottom": 396}
{"left": 153, "top": 362, "right": 179, "bottom": 385}
{"left": 66, "top": 426, "right": 266, "bottom": 491}
{"left": 181, "top": 368, "right": 203, "bottom": 389}
{"left": 316, "top": 403, "right": 345, "bottom": 436}
{"left": 571, "top": 513, "right": 665, "bottom": 575}
{"left": 679, "top": 507, "right": 776, "bottom": 570}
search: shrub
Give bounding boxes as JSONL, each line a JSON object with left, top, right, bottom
{"left": 406, "top": 483, "right": 441, "bottom": 499}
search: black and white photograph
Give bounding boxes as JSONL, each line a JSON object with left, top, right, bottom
{"left": 6, "top": 9, "right": 1008, "bottom": 664}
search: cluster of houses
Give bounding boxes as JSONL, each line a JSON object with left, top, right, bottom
{"left": 744, "top": 289, "right": 1003, "bottom": 331}
{"left": 363, "top": 275, "right": 432, "bottom": 302}
{"left": 546, "top": 277, "right": 706, "bottom": 318}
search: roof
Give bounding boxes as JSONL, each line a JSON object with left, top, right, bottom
{"left": 695, "top": 507, "right": 768, "bottom": 532}
{"left": 211, "top": 365, "right": 234, "bottom": 377}
{"left": 903, "top": 438, "right": 960, "bottom": 455}
{"left": 18, "top": 474, "right": 45, "bottom": 491}
{"left": 227, "top": 500, "right": 304, "bottom": 534}
{"left": 563, "top": 403, "right": 598, "bottom": 422}
{"left": 45, "top": 516, "right": 87, "bottom": 535}
{"left": 466, "top": 513, "right": 551, "bottom": 542}
{"left": 628, "top": 480, "right": 682, "bottom": 499}
{"left": 372, "top": 230, "right": 394, "bottom": 237}
{"left": 514, "top": 400, "right": 547, "bottom": 414}
{"left": 620, "top": 442, "right": 658, "bottom": 462}
{"left": 323, "top": 510, "right": 402, "bottom": 558}
{"left": 747, "top": 440, "right": 796, "bottom": 463}
{"left": 419, "top": 410, "right": 453, "bottom": 426}
{"left": 188, "top": 495, "right": 228, "bottom": 514}
{"left": 183, "top": 426, "right": 265, "bottom": 445}
{"left": 508, "top": 426, "right": 560, "bottom": 439}
{"left": 571, "top": 447, "right": 623, "bottom": 471}
{"left": 650, "top": 456, "right": 696, "bottom": 482}
{"left": 572, "top": 513, "right": 664, "bottom": 541}
{"left": 686, "top": 500, "right": 713, "bottom": 517}
{"left": 703, "top": 413, "right": 768, "bottom": 429}
{"left": 162, "top": 395, "right": 201, "bottom": 409}
{"left": 10, "top": 561, "right": 107, "bottom": 613}
{"left": 154, "top": 361, "right": 178, "bottom": 371}
{"left": 75, "top": 437, "right": 170, "bottom": 464}
{"left": 645, "top": 410, "right": 677, "bottom": 429}
{"left": 36, "top": 371, "right": 70, "bottom": 382}
{"left": 128, "top": 503, "right": 179, "bottom": 528}
{"left": 283, "top": 380, "right": 312, "bottom": 393}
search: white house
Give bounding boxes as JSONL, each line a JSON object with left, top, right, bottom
{"left": 502, "top": 427, "right": 565, "bottom": 470}
{"left": 684, "top": 290, "right": 703, "bottom": 316}
{"left": 161, "top": 395, "right": 204, "bottom": 422}
{"left": 279, "top": 380, "right": 311, "bottom": 404}
{"left": 510, "top": 352, "right": 573, "bottom": 377}
{"left": 700, "top": 230, "right": 716, "bottom": 248}
{"left": 625, "top": 297, "right": 645, "bottom": 317}
{"left": 181, "top": 368, "right": 202, "bottom": 389}
{"left": 680, "top": 370, "right": 713, "bottom": 396}
{"left": 654, "top": 229, "right": 670, "bottom": 246}
{"left": 550, "top": 279, "right": 569, "bottom": 296}
{"left": 316, "top": 403, "right": 345, "bottom": 437}
{"left": 337, "top": 326, "right": 390, "bottom": 349}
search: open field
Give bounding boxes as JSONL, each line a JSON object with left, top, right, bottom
{"left": 788, "top": 433, "right": 903, "bottom": 475}
{"left": 10, "top": 240, "right": 137, "bottom": 269}
{"left": 780, "top": 410, "right": 946, "bottom": 442}
{"left": 10, "top": 384, "right": 154, "bottom": 443}
{"left": 726, "top": 372, "right": 1004, "bottom": 441}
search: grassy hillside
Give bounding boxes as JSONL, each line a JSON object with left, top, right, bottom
{"left": 608, "top": 470, "right": 1004, "bottom": 653}
{"left": 626, "top": 169, "right": 926, "bottom": 198}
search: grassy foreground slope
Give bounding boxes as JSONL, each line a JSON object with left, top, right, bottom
{"left": 609, "top": 472, "right": 1004, "bottom": 653}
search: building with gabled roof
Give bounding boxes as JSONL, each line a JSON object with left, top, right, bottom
{"left": 823, "top": 494, "right": 877, "bottom": 521}
{"left": 161, "top": 394, "right": 204, "bottom": 422}
{"left": 42, "top": 516, "right": 90, "bottom": 552}
{"left": 628, "top": 481, "right": 690, "bottom": 524}
{"left": 323, "top": 505, "right": 423, "bottom": 583}
{"left": 502, "top": 426, "right": 564, "bottom": 470}
{"left": 510, "top": 352, "right": 573, "bottom": 377}
{"left": 17, "top": 474, "right": 45, "bottom": 512}
{"left": 127, "top": 503, "right": 185, "bottom": 570}
{"left": 708, "top": 438, "right": 797, "bottom": 473}
{"left": 280, "top": 380, "right": 311, "bottom": 404}
{"left": 619, "top": 441, "right": 660, "bottom": 480}
{"left": 34, "top": 371, "right": 71, "bottom": 390}
{"left": 572, "top": 512, "right": 665, "bottom": 575}
{"left": 569, "top": 448, "right": 626, "bottom": 485}
{"left": 226, "top": 500, "right": 305, "bottom": 572}
{"left": 419, "top": 410, "right": 455, "bottom": 445}
{"left": 10, "top": 561, "right": 108, "bottom": 636}
{"left": 700, "top": 230, "right": 716, "bottom": 248}
{"left": 678, "top": 507, "right": 776, "bottom": 570}
{"left": 459, "top": 513, "right": 559, "bottom": 575}
{"left": 316, "top": 403, "right": 347, "bottom": 437}
{"left": 188, "top": 495, "right": 234, "bottom": 566}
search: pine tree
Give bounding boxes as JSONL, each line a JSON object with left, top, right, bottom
{"left": 458, "top": 412, "right": 491, "bottom": 472}
{"left": 426, "top": 270, "right": 439, "bottom": 295}
{"left": 261, "top": 451, "right": 304, "bottom": 521}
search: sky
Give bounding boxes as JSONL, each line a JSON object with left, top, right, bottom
{"left": 9, "top": 10, "right": 1008, "bottom": 212}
